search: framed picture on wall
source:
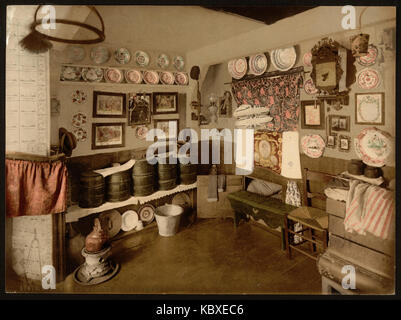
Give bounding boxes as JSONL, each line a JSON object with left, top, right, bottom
{"left": 329, "top": 115, "right": 350, "bottom": 134}
{"left": 128, "top": 93, "right": 152, "bottom": 126}
{"left": 219, "top": 91, "right": 233, "bottom": 117}
{"left": 326, "top": 135, "right": 336, "bottom": 148}
{"left": 93, "top": 91, "right": 126, "bottom": 118}
{"left": 154, "top": 119, "right": 178, "bottom": 140}
{"left": 92, "top": 123, "right": 125, "bottom": 149}
{"left": 338, "top": 135, "right": 351, "bottom": 152}
{"left": 301, "top": 100, "right": 325, "bottom": 129}
{"left": 355, "top": 92, "right": 385, "bottom": 125}
{"left": 153, "top": 92, "right": 178, "bottom": 115}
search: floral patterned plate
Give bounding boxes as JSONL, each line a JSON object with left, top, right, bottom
{"left": 66, "top": 45, "right": 86, "bottom": 63}
{"left": 90, "top": 46, "right": 110, "bottom": 64}
{"left": 160, "top": 71, "right": 175, "bottom": 85}
{"left": 173, "top": 56, "right": 185, "bottom": 71}
{"left": 60, "top": 66, "right": 82, "bottom": 81}
{"left": 249, "top": 53, "right": 268, "bottom": 76}
{"left": 125, "top": 69, "right": 143, "bottom": 84}
{"left": 357, "top": 68, "right": 380, "bottom": 89}
{"left": 157, "top": 53, "right": 170, "bottom": 69}
{"left": 135, "top": 51, "right": 150, "bottom": 67}
{"left": 354, "top": 127, "right": 392, "bottom": 167}
{"left": 143, "top": 70, "right": 159, "bottom": 84}
{"left": 105, "top": 68, "right": 123, "bottom": 83}
{"left": 72, "top": 127, "right": 87, "bottom": 142}
{"left": 174, "top": 72, "right": 188, "bottom": 85}
{"left": 135, "top": 125, "right": 149, "bottom": 139}
{"left": 72, "top": 90, "right": 87, "bottom": 104}
{"left": 357, "top": 44, "right": 379, "bottom": 67}
{"left": 301, "top": 134, "right": 325, "bottom": 158}
{"left": 304, "top": 78, "right": 319, "bottom": 95}
{"left": 114, "top": 48, "right": 131, "bottom": 64}
{"left": 82, "top": 67, "right": 103, "bottom": 82}
{"left": 72, "top": 112, "right": 87, "bottom": 127}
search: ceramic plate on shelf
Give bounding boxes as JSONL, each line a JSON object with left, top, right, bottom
{"left": 81, "top": 67, "right": 103, "bottom": 82}
{"left": 173, "top": 56, "right": 185, "bottom": 71}
{"left": 72, "top": 127, "right": 87, "bottom": 142}
{"left": 174, "top": 72, "right": 188, "bottom": 85}
{"left": 357, "top": 68, "right": 380, "bottom": 89}
{"left": 303, "top": 52, "right": 312, "bottom": 67}
{"left": 354, "top": 127, "right": 393, "bottom": 167}
{"left": 138, "top": 204, "right": 155, "bottom": 224}
{"left": 90, "top": 46, "right": 110, "bottom": 64}
{"left": 271, "top": 46, "right": 297, "bottom": 71}
{"left": 99, "top": 209, "right": 122, "bottom": 238}
{"left": 143, "top": 70, "right": 160, "bottom": 85}
{"left": 301, "top": 134, "right": 325, "bottom": 158}
{"left": 135, "top": 51, "right": 150, "bottom": 67}
{"left": 114, "top": 48, "right": 131, "bottom": 64}
{"left": 304, "top": 78, "right": 319, "bottom": 95}
{"left": 135, "top": 125, "right": 149, "bottom": 139}
{"left": 248, "top": 53, "right": 268, "bottom": 76}
{"left": 121, "top": 210, "right": 139, "bottom": 232}
{"left": 125, "top": 69, "right": 143, "bottom": 84}
{"left": 72, "top": 90, "right": 87, "bottom": 104}
{"left": 157, "top": 53, "right": 170, "bottom": 69}
{"left": 105, "top": 68, "right": 123, "bottom": 83}
{"left": 357, "top": 44, "right": 379, "bottom": 67}
{"left": 66, "top": 45, "right": 86, "bottom": 63}
{"left": 72, "top": 112, "right": 87, "bottom": 127}
{"left": 160, "top": 71, "right": 175, "bottom": 85}
{"left": 60, "top": 66, "right": 82, "bottom": 81}
{"left": 233, "top": 58, "right": 247, "bottom": 79}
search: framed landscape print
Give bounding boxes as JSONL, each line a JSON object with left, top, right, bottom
{"left": 301, "top": 100, "right": 325, "bottom": 129}
{"left": 153, "top": 92, "right": 178, "bottom": 115}
{"left": 93, "top": 91, "right": 126, "bottom": 118}
{"left": 128, "top": 93, "right": 151, "bottom": 126}
{"left": 154, "top": 119, "right": 178, "bottom": 140}
{"left": 355, "top": 92, "right": 385, "bottom": 125}
{"left": 92, "top": 123, "right": 125, "bottom": 149}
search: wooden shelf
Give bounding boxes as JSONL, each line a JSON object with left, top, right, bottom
{"left": 65, "top": 182, "right": 197, "bottom": 223}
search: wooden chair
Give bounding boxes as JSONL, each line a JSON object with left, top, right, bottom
{"left": 284, "top": 168, "right": 332, "bottom": 260}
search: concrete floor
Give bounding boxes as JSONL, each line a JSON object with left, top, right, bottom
{"left": 58, "top": 218, "right": 322, "bottom": 294}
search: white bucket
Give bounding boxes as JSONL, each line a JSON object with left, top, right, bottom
{"left": 155, "top": 204, "right": 184, "bottom": 237}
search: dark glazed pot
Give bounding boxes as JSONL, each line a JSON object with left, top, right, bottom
{"left": 364, "top": 165, "right": 381, "bottom": 179}
{"left": 348, "top": 159, "right": 366, "bottom": 175}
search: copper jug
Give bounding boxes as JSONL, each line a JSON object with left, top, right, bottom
{"left": 85, "top": 218, "right": 108, "bottom": 253}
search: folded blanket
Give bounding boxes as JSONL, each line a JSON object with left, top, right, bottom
{"left": 344, "top": 180, "right": 395, "bottom": 239}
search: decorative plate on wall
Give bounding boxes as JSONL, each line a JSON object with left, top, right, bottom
{"left": 60, "top": 66, "right": 82, "bottom": 81}
{"left": 135, "top": 125, "right": 149, "bottom": 139}
{"left": 160, "top": 71, "right": 175, "bottom": 85}
{"left": 354, "top": 127, "right": 392, "bottom": 167}
{"left": 138, "top": 204, "right": 156, "bottom": 224}
{"left": 228, "top": 58, "right": 247, "bottom": 79}
{"left": 271, "top": 46, "right": 297, "bottom": 71}
{"left": 105, "top": 68, "right": 123, "bottom": 83}
{"left": 174, "top": 72, "right": 188, "bottom": 85}
{"left": 357, "top": 44, "right": 379, "bottom": 66}
{"left": 143, "top": 70, "right": 160, "bottom": 85}
{"left": 248, "top": 53, "right": 268, "bottom": 76}
{"left": 72, "top": 127, "right": 87, "bottom": 142}
{"left": 66, "top": 45, "right": 86, "bottom": 63}
{"left": 114, "top": 48, "right": 131, "bottom": 64}
{"left": 357, "top": 68, "right": 380, "bottom": 89}
{"left": 173, "top": 56, "right": 185, "bottom": 71}
{"left": 72, "top": 112, "right": 87, "bottom": 127}
{"left": 81, "top": 67, "right": 103, "bottom": 82}
{"left": 303, "top": 78, "right": 319, "bottom": 95}
{"left": 72, "top": 90, "right": 87, "bottom": 104}
{"left": 157, "top": 54, "right": 170, "bottom": 69}
{"left": 90, "top": 46, "right": 110, "bottom": 64}
{"left": 301, "top": 134, "right": 325, "bottom": 158}
{"left": 303, "top": 52, "right": 312, "bottom": 67}
{"left": 125, "top": 69, "right": 143, "bottom": 84}
{"left": 135, "top": 51, "right": 150, "bottom": 67}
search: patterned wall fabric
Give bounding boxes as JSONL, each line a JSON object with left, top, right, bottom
{"left": 254, "top": 131, "right": 282, "bottom": 174}
{"left": 231, "top": 73, "right": 302, "bottom": 132}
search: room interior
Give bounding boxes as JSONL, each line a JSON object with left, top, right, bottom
{"left": 4, "top": 5, "right": 396, "bottom": 295}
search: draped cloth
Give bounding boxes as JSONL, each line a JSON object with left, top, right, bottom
{"left": 231, "top": 73, "right": 302, "bottom": 132}
{"left": 6, "top": 159, "right": 68, "bottom": 217}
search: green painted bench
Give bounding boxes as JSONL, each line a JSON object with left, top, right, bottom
{"left": 227, "top": 190, "right": 297, "bottom": 249}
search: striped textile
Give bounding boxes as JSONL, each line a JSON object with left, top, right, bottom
{"left": 344, "top": 180, "right": 395, "bottom": 240}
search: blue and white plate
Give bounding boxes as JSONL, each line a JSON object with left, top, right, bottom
{"left": 135, "top": 51, "right": 150, "bottom": 67}
{"left": 173, "top": 56, "right": 185, "bottom": 71}
{"left": 157, "top": 53, "right": 170, "bottom": 69}
{"left": 114, "top": 48, "right": 131, "bottom": 64}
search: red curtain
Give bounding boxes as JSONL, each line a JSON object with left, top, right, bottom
{"left": 6, "top": 159, "right": 68, "bottom": 217}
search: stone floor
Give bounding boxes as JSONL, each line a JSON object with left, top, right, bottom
{"left": 7, "top": 218, "right": 322, "bottom": 294}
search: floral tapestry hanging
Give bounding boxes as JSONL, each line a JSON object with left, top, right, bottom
{"left": 231, "top": 73, "right": 302, "bottom": 132}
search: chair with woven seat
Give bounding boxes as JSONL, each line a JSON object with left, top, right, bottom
{"left": 284, "top": 168, "right": 332, "bottom": 260}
